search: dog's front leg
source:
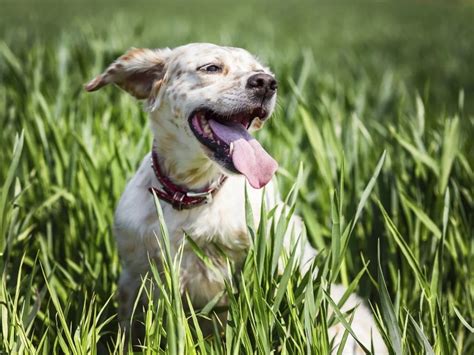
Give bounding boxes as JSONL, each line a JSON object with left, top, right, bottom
{"left": 117, "top": 268, "right": 148, "bottom": 346}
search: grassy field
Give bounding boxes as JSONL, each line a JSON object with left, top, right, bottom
{"left": 1, "top": 0, "right": 473, "bottom": 353}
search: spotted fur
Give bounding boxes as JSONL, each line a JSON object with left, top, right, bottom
{"left": 86, "top": 43, "right": 387, "bottom": 354}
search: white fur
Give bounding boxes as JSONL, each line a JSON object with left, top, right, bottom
{"left": 87, "top": 43, "right": 387, "bottom": 354}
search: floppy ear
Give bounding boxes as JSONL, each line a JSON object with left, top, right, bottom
{"left": 84, "top": 47, "right": 171, "bottom": 99}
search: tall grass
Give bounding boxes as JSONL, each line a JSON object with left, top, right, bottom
{"left": 1, "top": 1, "right": 473, "bottom": 353}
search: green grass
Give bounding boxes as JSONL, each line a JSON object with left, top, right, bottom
{"left": 1, "top": 0, "right": 473, "bottom": 353}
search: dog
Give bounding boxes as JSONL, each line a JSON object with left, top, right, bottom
{"left": 85, "top": 43, "right": 387, "bottom": 354}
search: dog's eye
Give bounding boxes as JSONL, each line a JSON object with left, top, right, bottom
{"left": 199, "top": 64, "right": 223, "bottom": 73}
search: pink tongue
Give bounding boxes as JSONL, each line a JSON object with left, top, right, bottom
{"left": 209, "top": 119, "right": 278, "bottom": 189}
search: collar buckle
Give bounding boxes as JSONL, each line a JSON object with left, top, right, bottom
{"left": 172, "top": 191, "right": 186, "bottom": 210}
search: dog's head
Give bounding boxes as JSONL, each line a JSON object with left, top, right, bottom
{"left": 85, "top": 43, "right": 278, "bottom": 189}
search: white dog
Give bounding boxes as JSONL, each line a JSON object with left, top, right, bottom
{"left": 85, "top": 43, "right": 386, "bottom": 354}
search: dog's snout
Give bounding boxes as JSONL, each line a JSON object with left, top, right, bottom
{"left": 246, "top": 73, "right": 277, "bottom": 96}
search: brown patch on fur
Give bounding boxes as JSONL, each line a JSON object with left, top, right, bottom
{"left": 84, "top": 75, "right": 105, "bottom": 91}
{"left": 187, "top": 167, "right": 201, "bottom": 177}
{"left": 184, "top": 164, "right": 214, "bottom": 186}
{"left": 85, "top": 48, "right": 168, "bottom": 99}
{"left": 120, "top": 48, "right": 143, "bottom": 61}
{"left": 148, "top": 79, "right": 163, "bottom": 103}
{"left": 173, "top": 107, "right": 181, "bottom": 118}
{"left": 174, "top": 172, "right": 187, "bottom": 182}
{"left": 174, "top": 164, "right": 210, "bottom": 187}
{"left": 252, "top": 119, "right": 263, "bottom": 129}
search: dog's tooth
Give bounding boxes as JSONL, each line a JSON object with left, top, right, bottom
{"left": 229, "top": 142, "right": 234, "bottom": 154}
{"left": 203, "top": 124, "right": 212, "bottom": 137}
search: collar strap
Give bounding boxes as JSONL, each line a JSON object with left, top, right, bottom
{"left": 148, "top": 145, "right": 227, "bottom": 210}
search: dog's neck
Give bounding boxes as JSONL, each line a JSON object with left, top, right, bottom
{"left": 149, "top": 110, "right": 223, "bottom": 191}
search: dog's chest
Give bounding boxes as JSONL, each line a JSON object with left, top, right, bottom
{"left": 114, "top": 159, "right": 267, "bottom": 305}
{"left": 162, "top": 176, "right": 259, "bottom": 255}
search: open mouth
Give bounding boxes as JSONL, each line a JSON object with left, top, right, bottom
{"left": 189, "top": 108, "right": 278, "bottom": 189}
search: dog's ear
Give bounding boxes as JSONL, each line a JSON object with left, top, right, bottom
{"left": 84, "top": 48, "right": 171, "bottom": 99}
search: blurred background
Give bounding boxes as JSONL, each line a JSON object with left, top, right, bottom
{"left": 2, "top": 0, "right": 474, "bottom": 113}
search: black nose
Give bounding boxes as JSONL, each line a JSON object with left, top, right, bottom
{"left": 246, "top": 73, "right": 277, "bottom": 97}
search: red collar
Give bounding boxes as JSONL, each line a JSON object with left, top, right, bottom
{"left": 148, "top": 145, "right": 227, "bottom": 210}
